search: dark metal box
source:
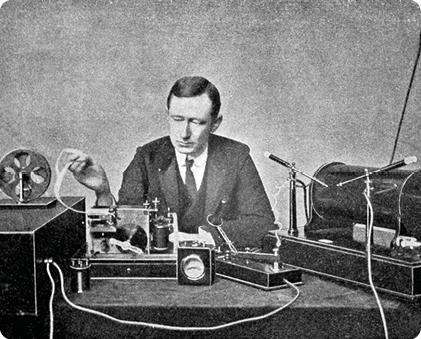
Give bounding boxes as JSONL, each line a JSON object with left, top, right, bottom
{"left": 0, "top": 197, "right": 85, "bottom": 315}
{"left": 263, "top": 230, "right": 421, "bottom": 300}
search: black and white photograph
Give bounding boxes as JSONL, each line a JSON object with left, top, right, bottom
{"left": 1, "top": 0, "right": 421, "bottom": 338}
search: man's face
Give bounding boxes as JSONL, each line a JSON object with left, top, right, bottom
{"left": 168, "top": 94, "right": 221, "bottom": 157}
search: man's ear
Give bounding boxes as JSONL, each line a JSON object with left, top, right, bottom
{"left": 211, "top": 115, "right": 223, "bottom": 133}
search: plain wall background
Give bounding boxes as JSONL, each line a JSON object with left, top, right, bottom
{"left": 1, "top": 0, "right": 420, "bottom": 228}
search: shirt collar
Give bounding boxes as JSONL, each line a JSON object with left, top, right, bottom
{"left": 175, "top": 146, "right": 208, "bottom": 168}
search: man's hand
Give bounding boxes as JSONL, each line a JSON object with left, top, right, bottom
{"left": 67, "top": 151, "right": 111, "bottom": 198}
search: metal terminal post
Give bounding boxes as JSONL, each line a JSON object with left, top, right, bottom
{"left": 216, "top": 223, "right": 237, "bottom": 253}
{"left": 272, "top": 248, "right": 281, "bottom": 271}
{"left": 152, "top": 197, "right": 160, "bottom": 209}
{"left": 143, "top": 200, "right": 150, "bottom": 209}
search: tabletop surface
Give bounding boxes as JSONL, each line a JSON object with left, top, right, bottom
{"left": 55, "top": 270, "right": 421, "bottom": 339}
{"left": 70, "top": 273, "right": 407, "bottom": 310}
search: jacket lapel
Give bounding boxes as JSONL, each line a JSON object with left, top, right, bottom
{"left": 204, "top": 136, "right": 230, "bottom": 216}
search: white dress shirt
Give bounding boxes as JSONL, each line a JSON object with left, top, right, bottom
{"left": 175, "top": 147, "right": 208, "bottom": 191}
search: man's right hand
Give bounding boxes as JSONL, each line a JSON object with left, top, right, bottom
{"left": 67, "top": 151, "right": 112, "bottom": 201}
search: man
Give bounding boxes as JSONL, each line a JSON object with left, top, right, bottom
{"left": 70, "top": 76, "right": 275, "bottom": 248}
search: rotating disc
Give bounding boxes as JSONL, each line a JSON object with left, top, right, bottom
{"left": 0, "top": 149, "right": 51, "bottom": 203}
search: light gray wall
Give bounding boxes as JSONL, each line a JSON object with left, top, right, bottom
{"left": 1, "top": 0, "right": 420, "bottom": 227}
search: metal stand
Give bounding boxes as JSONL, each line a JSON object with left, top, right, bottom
{"left": 279, "top": 162, "right": 327, "bottom": 236}
{"left": 288, "top": 165, "right": 298, "bottom": 236}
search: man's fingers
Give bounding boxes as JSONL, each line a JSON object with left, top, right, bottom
{"left": 67, "top": 153, "right": 94, "bottom": 172}
{"left": 69, "top": 159, "right": 89, "bottom": 173}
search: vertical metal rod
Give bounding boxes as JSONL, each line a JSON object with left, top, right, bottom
{"left": 288, "top": 166, "right": 298, "bottom": 236}
{"left": 18, "top": 171, "right": 24, "bottom": 202}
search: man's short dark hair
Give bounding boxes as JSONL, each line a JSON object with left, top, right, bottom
{"left": 166, "top": 76, "right": 221, "bottom": 119}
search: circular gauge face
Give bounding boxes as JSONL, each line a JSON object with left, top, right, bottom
{"left": 181, "top": 254, "right": 205, "bottom": 281}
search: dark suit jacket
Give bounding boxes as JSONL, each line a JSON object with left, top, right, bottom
{"left": 118, "top": 134, "right": 275, "bottom": 247}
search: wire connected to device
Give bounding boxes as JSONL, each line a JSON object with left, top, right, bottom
{"left": 54, "top": 149, "right": 89, "bottom": 214}
{"left": 363, "top": 187, "right": 389, "bottom": 339}
{"left": 45, "top": 261, "right": 300, "bottom": 338}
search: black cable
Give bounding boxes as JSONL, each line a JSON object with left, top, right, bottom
{"left": 390, "top": 30, "right": 421, "bottom": 164}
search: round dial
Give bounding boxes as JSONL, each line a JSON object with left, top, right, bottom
{"left": 181, "top": 254, "right": 205, "bottom": 281}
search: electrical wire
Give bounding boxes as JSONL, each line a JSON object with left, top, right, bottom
{"left": 46, "top": 261, "right": 300, "bottom": 335}
{"left": 390, "top": 30, "right": 421, "bottom": 163}
{"left": 363, "top": 191, "right": 389, "bottom": 339}
{"left": 270, "top": 179, "right": 289, "bottom": 229}
{"left": 270, "top": 178, "right": 310, "bottom": 228}
{"left": 46, "top": 260, "right": 55, "bottom": 339}
{"left": 54, "top": 149, "right": 88, "bottom": 214}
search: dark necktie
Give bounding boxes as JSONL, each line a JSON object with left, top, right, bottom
{"left": 185, "top": 158, "right": 197, "bottom": 199}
